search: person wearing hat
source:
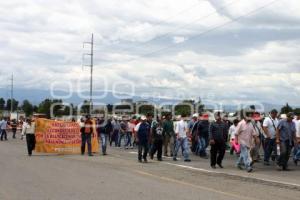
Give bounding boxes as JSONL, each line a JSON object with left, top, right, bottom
{"left": 276, "top": 112, "right": 297, "bottom": 170}
{"left": 189, "top": 113, "right": 199, "bottom": 153}
{"left": 262, "top": 109, "right": 279, "bottom": 166}
{"left": 235, "top": 110, "right": 259, "bottom": 173}
{"left": 135, "top": 115, "right": 150, "bottom": 163}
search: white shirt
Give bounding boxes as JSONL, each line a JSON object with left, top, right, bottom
{"left": 22, "top": 122, "right": 35, "bottom": 135}
{"left": 229, "top": 124, "right": 237, "bottom": 140}
{"left": 175, "top": 120, "right": 188, "bottom": 138}
{"left": 0, "top": 120, "right": 7, "bottom": 130}
{"left": 263, "top": 116, "right": 279, "bottom": 139}
{"left": 293, "top": 119, "right": 300, "bottom": 138}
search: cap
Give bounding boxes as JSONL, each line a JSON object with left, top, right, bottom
{"left": 141, "top": 116, "right": 147, "bottom": 121}
{"left": 287, "top": 112, "right": 294, "bottom": 119}
{"left": 202, "top": 113, "right": 209, "bottom": 120}
{"left": 192, "top": 113, "right": 199, "bottom": 118}
{"left": 252, "top": 113, "right": 261, "bottom": 121}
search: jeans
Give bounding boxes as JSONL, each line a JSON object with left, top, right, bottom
{"left": 81, "top": 133, "right": 92, "bottom": 155}
{"left": 118, "top": 133, "right": 126, "bottom": 147}
{"left": 101, "top": 133, "right": 108, "bottom": 154}
{"left": 0, "top": 129, "right": 7, "bottom": 140}
{"left": 277, "top": 140, "right": 292, "bottom": 168}
{"left": 26, "top": 134, "right": 35, "bottom": 155}
{"left": 196, "top": 137, "right": 207, "bottom": 157}
{"left": 264, "top": 138, "right": 276, "bottom": 162}
{"left": 125, "top": 132, "right": 132, "bottom": 147}
{"left": 237, "top": 144, "right": 252, "bottom": 170}
{"left": 210, "top": 141, "right": 225, "bottom": 166}
{"left": 138, "top": 143, "right": 149, "bottom": 161}
{"left": 173, "top": 137, "right": 190, "bottom": 160}
{"left": 294, "top": 144, "right": 300, "bottom": 161}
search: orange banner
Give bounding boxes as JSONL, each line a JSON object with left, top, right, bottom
{"left": 35, "top": 119, "right": 99, "bottom": 154}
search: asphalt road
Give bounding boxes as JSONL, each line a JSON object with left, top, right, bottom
{"left": 0, "top": 138, "right": 300, "bottom": 200}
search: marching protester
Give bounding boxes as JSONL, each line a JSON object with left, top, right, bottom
{"left": 81, "top": 115, "right": 93, "bottom": 156}
{"left": 118, "top": 119, "right": 128, "bottom": 148}
{"left": 150, "top": 118, "right": 164, "bottom": 161}
{"left": 189, "top": 114, "right": 198, "bottom": 153}
{"left": 293, "top": 113, "right": 300, "bottom": 165}
{"left": 22, "top": 118, "right": 36, "bottom": 156}
{"left": 209, "top": 112, "right": 228, "bottom": 169}
{"left": 162, "top": 114, "right": 175, "bottom": 157}
{"left": 235, "top": 110, "right": 259, "bottom": 173}
{"left": 276, "top": 112, "right": 297, "bottom": 170}
{"left": 251, "top": 113, "right": 263, "bottom": 162}
{"left": 0, "top": 117, "right": 8, "bottom": 141}
{"left": 262, "top": 109, "right": 279, "bottom": 166}
{"left": 11, "top": 119, "right": 18, "bottom": 139}
{"left": 229, "top": 119, "right": 240, "bottom": 155}
{"left": 195, "top": 113, "right": 210, "bottom": 158}
{"left": 135, "top": 116, "right": 150, "bottom": 163}
{"left": 126, "top": 118, "right": 135, "bottom": 149}
{"left": 110, "top": 118, "right": 120, "bottom": 147}
{"left": 97, "top": 118, "right": 112, "bottom": 155}
{"left": 173, "top": 115, "right": 191, "bottom": 162}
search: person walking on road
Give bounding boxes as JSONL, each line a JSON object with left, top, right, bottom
{"left": 11, "top": 119, "right": 18, "bottom": 139}
{"left": 0, "top": 118, "right": 8, "bottom": 141}
{"left": 81, "top": 115, "right": 93, "bottom": 156}
{"left": 235, "top": 111, "right": 259, "bottom": 173}
{"left": 276, "top": 112, "right": 297, "bottom": 170}
{"left": 209, "top": 112, "right": 228, "bottom": 169}
{"left": 150, "top": 119, "right": 164, "bottom": 161}
{"left": 173, "top": 115, "right": 191, "bottom": 162}
{"left": 135, "top": 116, "right": 150, "bottom": 163}
{"left": 22, "top": 119, "right": 36, "bottom": 156}
{"left": 262, "top": 109, "right": 279, "bottom": 166}
{"left": 162, "top": 114, "right": 175, "bottom": 157}
{"left": 293, "top": 113, "right": 300, "bottom": 165}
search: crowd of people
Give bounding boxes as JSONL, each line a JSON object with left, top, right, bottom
{"left": 1, "top": 108, "right": 300, "bottom": 172}
{"left": 91, "top": 109, "right": 300, "bottom": 172}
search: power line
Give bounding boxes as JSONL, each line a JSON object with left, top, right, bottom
{"left": 94, "top": 0, "right": 280, "bottom": 68}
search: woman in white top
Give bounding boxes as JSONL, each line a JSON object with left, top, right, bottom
{"left": 22, "top": 119, "right": 36, "bottom": 156}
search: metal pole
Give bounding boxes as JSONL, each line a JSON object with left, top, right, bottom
{"left": 11, "top": 73, "right": 13, "bottom": 113}
{"left": 90, "top": 33, "right": 94, "bottom": 115}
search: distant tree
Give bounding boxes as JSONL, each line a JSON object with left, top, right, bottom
{"left": 294, "top": 108, "right": 300, "bottom": 116}
{"left": 81, "top": 100, "right": 91, "bottom": 115}
{"left": 38, "top": 99, "right": 63, "bottom": 118}
{"left": 280, "top": 103, "right": 293, "bottom": 114}
{"left": 6, "top": 99, "right": 19, "bottom": 111}
{"left": 0, "top": 98, "right": 5, "bottom": 110}
{"left": 21, "top": 100, "right": 34, "bottom": 117}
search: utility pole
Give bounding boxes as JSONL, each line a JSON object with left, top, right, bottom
{"left": 83, "top": 34, "right": 94, "bottom": 115}
{"left": 10, "top": 73, "right": 14, "bottom": 114}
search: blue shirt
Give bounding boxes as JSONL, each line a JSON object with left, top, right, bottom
{"left": 278, "top": 119, "right": 296, "bottom": 145}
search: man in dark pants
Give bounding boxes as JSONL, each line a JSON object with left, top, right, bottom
{"left": 209, "top": 112, "right": 228, "bottom": 169}
{"left": 81, "top": 115, "right": 93, "bottom": 156}
{"left": 135, "top": 116, "right": 150, "bottom": 163}
{"left": 150, "top": 119, "right": 163, "bottom": 161}
{"left": 276, "top": 112, "right": 297, "bottom": 170}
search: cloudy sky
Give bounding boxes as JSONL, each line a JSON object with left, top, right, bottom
{"left": 0, "top": 0, "right": 299, "bottom": 105}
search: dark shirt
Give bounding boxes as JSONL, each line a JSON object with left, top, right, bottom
{"left": 209, "top": 121, "right": 228, "bottom": 143}
{"left": 152, "top": 125, "right": 163, "bottom": 141}
{"left": 162, "top": 120, "right": 174, "bottom": 136}
{"left": 197, "top": 120, "right": 210, "bottom": 138}
{"left": 137, "top": 122, "right": 150, "bottom": 144}
{"left": 278, "top": 119, "right": 296, "bottom": 145}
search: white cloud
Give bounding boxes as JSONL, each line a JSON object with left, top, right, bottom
{"left": 0, "top": 0, "right": 299, "bottom": 106}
